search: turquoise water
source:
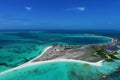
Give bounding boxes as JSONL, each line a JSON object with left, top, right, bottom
{"left": 0, "top": 30, "right": 115, "bottom": 80}
{"left": 0, "top": 31, "right": 112, "bottom": 72}
{"left": 1, "top": 59, "right": 120, "bottom": 80}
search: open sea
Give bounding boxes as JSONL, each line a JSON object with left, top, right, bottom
{"left": 0, "top": 30, "right": 120, "bottom": 80}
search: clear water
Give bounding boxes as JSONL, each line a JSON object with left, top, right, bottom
{"left": 1, "top": 59, "right": 120, "bottom": 80}
{"left": 0, "top": 30, "right": 116, "bottom": 80}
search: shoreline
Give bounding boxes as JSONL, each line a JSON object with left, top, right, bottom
{"left": 28, "top": 46, "right": 53, "bottom": 63}
{"left": 0, "top": 46, "right": 53, "bottom": 74}
{"left": 0, "top": 45, "right": 105, "bottom": 75}
{"left": 0, "top": 59, "right": 104, "bottom": 75}
{"left": 0, "top": 35, "right": 114, "bottom": 75}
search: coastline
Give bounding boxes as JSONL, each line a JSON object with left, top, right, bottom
{"left": 0, "top": 45, "right": 104, "bottom": 75}
{"left": 0, "top": 35, "right": 115, "bottom": 75}
{"left": 0, "top": 46, "right": 53, "bottom": 74}
{"left": 0, "top": 59, "right": 104, "bottom": 75}
{"left": 28, "top": 46, "right": 53, "bottom": 63}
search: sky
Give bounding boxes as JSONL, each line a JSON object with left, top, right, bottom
{"left": 0, "top": 0, "right": 120, "bottom": 30}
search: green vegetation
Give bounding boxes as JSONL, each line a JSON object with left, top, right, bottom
{"left": 91, "top": 45, "right": 119, "bottom": 61}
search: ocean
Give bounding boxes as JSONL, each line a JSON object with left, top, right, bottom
{"left": 0, "top": 30, "right": 120, "bottom": 80}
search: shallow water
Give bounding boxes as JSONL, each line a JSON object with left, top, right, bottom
{"left": 0, "top": 31, "right": 112, "bottom": 72}
{"left": 0, "top": 30, "right": 116, "bottom": 80}
{"left": 1, "top": 59, "right": 120, "bottom": 80}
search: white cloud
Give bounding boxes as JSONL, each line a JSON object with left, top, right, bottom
{"left": 25, "top": 6, "right": 32, "bottom": 11}
{"left": 75, "top": 7, "right": 86, "bottom": 11}
{"left": 67, "top": 7, "right": 86, "bottom": 11}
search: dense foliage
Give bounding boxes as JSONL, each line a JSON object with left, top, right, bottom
{"left": 91, "top": 45, "right": 119, "bottom": 61}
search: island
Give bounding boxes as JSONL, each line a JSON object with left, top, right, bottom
{"left": 32, "top": 38, "right": 120, "bottom": 63}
